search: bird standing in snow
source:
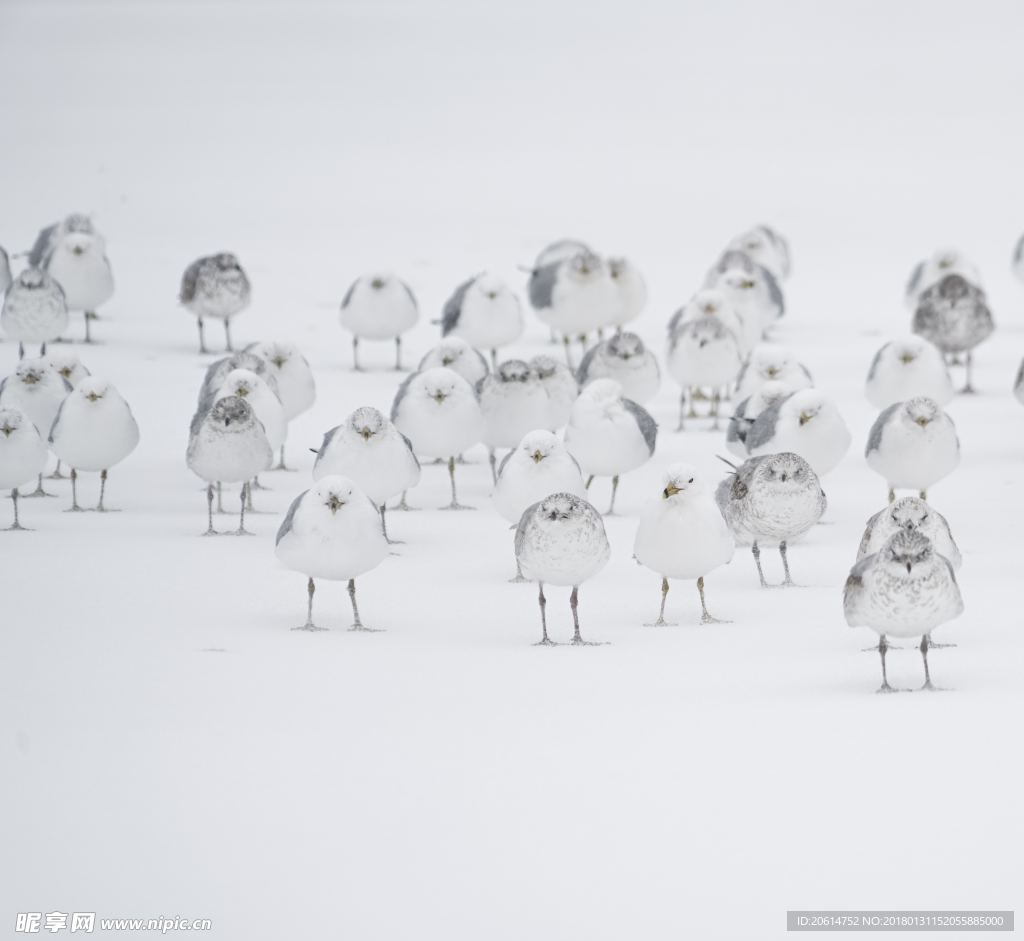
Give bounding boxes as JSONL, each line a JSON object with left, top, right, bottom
{"left": 564, "top": 379, "right": 657, "bottom": 514}
{"left": 724, "top": 225, "right": 791, "bottom": 283}
{"left": 905, "top": 249, "right": 980, "bottom": 311}
{"left": 276, "top": 476, "right": 389, "bottom": 631}
{"left": 725, "top": 380, "right": 794, "bottom": 459}
{"left": 529, "top": 355, "right": 578, "bottom": 430}
{"left": 666, "top": 314, "right": 743, "bottom": 430}
{"left": 197, "top": 351, "right": 279, "bottom": 408}
{"left": 605, "top": 257, "right": 647, "bottom": 332}
{"left": 669, "top": 289, "right": 748, "bottom": 354}
{"left": 705, "top": 250, "right": 784, "bottom": 337}
{"left": 49, "top": 377, "right": 139, "bottom": 512}
{"left": 515, "top": 492, "right": 611, "bottom": 646}
{"left": 478, "top": 360, "right": 550, "bottom": 483}
{"left": 577, "top": 332, "right": 660, "bottom": 405}
{"left": 0, "top": 359, "right": 70, "bottom": 496}
{"left": 441, "top": 272, "right": 524, "bottom": 366}
{"left": 865, "top": 397, "right": 960, "bottom": 502}
{"left": 865, "top": 335, "right": 954, "bottom": 409}
{"left": 633, "top": 464, "right": 735, "bottom": 625}
{"left": 245, "top": 341, "right": 316, "bottom": 470}
{"left": 0, "top": 408, "right": 48, "bottom": 530}
{"left": 312, "top": 406, "right": 420, "bottom": 543}
{"left": 186, "top": 396, "right": 271, "bottom": 534}
{"left": 735, "top": 344, "right": 813, "bottom": 401}
{"left": 716, "top": 453, "right": 826, "bottom": 588}
{"left": 418, "top": 337, "right": 490, "bottom": 388}
{"left": 745, "top": 388, "right": 851, "bottom": 477}
{"left": 1, "top": 268, "right": 68, "bottom": 358}
{"left": 179, "top": 253, "right": 251, "bottom": 353}
{"left": 844, "top": 531, "right": 963, "bottom": 692}
{"left": 391, "top": 366, "right": 484, "bottom": 510}
{"left": 494, "top": 429, "right": 586, "bottom": 581}
{"left": 340, "top": 273, "right": 419, "bottom": 371}
{"left": 856, "top": 496, "right": 961, "bottom": 570}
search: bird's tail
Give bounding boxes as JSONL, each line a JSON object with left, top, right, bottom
{"left": 716, "top": 454, "right": 739, "bottom": 471}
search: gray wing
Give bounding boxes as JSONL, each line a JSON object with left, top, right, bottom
{"left": 905, "top": 260, "right": 925, "bottom": 297}
{"left": 865, "top": 403, "right": 900, "bottom": 456}
{"left": 725, "top": 396, "right": 753, "bottom": 446}
{"left": 496, "top": 448, "right": 516, "bottom": 480}
{"left": 315, "top": 424, "right": 343, "bottom": 458}
{"left": 441, "top": 277, "right": 474, "bottom": 335}
{"left": 28, "top": 223, "right": 58, "bottom": 268}
{"left": 275, "top": 491, "right": 307, "bottom": 545}
{"left": 47, "top": 395, "right": 70, "bottom": 443}
{"left": 763, "top": 268, "right": 785, "bottom": 316}
{"left": 856, "top": 508, "right": 885, "bottom": 560}
{"left": 865, "top": 344, "right": 887, "bottom": 382}
{"left": 842, "top": 554, "right": 877, "bottom": 625}
{"left": 400, "top": 280, "right": 418, "bottom": 311}
{"left": 735, "top": 358, "right": 751, "bottom": 389}
{"left": 744, "top": 395, "right": 792, "bottom": 452}
{"left": 528, "top": 262, "right": 560, "bottom": 310}
{"left": 1015, "top": 358, "right": 1024, "bottom": 393}
{"left": 666, "top": 306, "right": 686, "bottom": 336}
{"left": 513, "top": 502, "right": 540, "bottom": 559}
{"left": 188, "top": 405, "right": 211, "bottom": 439}
{"left": 390, "top": 372, "right": 417, "bottom": 422}
{"left": 575, "top": 343, "right": 601, "bottom": 384}
{"left": 1015, "top": 234, "right": 1024, "bottom": 265}
{"left": 472, "top": 346, "right": 490, "bottom": 376}
{"left": 398, "top": 431, "right": 421, "bottom": 468}
{"left": 179, "top": 258, "right": 204, "bottom": 304}
{"left": 714, "top": 475, "right": 734, "bottom": 516}
{"left": 622, "top": 398, "right": 657, "bottom": 454}
{"left": 340, "top": 279, "right": 359, "bottom": 309}
{"left": 733, "top": 455, "right": 767, "bottom": 499}
{"left": 0, "top": 377, "right": 8, "bottom": 399}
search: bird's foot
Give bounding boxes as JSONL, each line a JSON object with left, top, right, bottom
{"left": 2, "top": 523, "right": 31, "bottom": 532}
{"left": 918, "top": 680, "right": 950, "bottom": 692}
{"left": 533, "top": 637, "right": 561, "bottom": 647}
{"left": 441, "top": 502, "right": 475, "bottom": 511}
{"left": 508, "top": 574, "right": 529, "bottom": 583}
{"left": 64, "top": 505, "right": 86, "bottom": 512}
{"left": 862, "top": 643, "right": 903, "bottom": 652}
{"left": 250, "top": 479, "right": 271, "bottom": 491}
{"left": 700, "top": 613, "right": 731, "bottom": 625}
{"left": 272, "top": 463, "right": 297, "bottom": 472}
{"left": 960, "top": 385, "right": 977, "bottom": 395}
{"left": 95, "top": 506, "right": 121, "bottom": 513}
{"left": 779, "top": 578, "right": 798, "bottom": 588}
{"left": 643, "top": 618, "right": 678, "bottom": 627}
{"left": 23, "top": 489, "right": 58, "bottom": 499}
{"left": 291, "top": 623, "right": 328, "bottom": 632}
{"left": 385, "top": 537, "right": 406, "bottom": 546}
{"left": 571, "top": 637, "right": 608, "bottom": 646}
{"left": 926, "top": 640, "right": 957, "bottom": 649}
{"left": 875, "top": 683, "right": 910, "bottom": 694}
{"left": 46, "top": 470, "right": 67, "bottom": 480}
{"left": 233, "top": 527, "right": 256, "bottom": 536}
{"left": 348, "top": 624, "right": 384, "bottom": 633}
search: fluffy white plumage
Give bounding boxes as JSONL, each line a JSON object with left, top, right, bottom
{"left": 442, "top": 272, "right": 524, "bottom": 353}
{"left": 339, "top": 272, "right": 418, "bottom": 341}
{"left": 865, "top": 335, "right": 954, "bottom": 409}
{"left": 44, "top": 220, "right": 114, "bottom": 314}
{"left": 529, "top": 251, "right": 617, "bottom": 337}
{"left": 214, "top": 368, "right": 286, "bottom": 451}
{"left": 704, "top": 260, "right": 780, "bottom": 341}
{"left": 746, "top": 388, "right": 851, "bottom": 476}
{"left": 529, "top": 355, "right": 578, "bottom": 430}
{"left": 564, "top": 379, "right": 655, "bottom": 478}
{"left": 478, "top": 360, "right": 549, "bottom": 451}
{"left": 0, "top": 408, "right": 48, "bottom": 529}
{"left": 1, "top": 268, "right": 68, "bottom": 345}
{"left": 47, "top": 351, "right": 90, "bottom": 388}
{"left": 605, "top": 257, "right": 647, "bottom": 329}
{"left": 493, "top": 430, "right": 586, "bottom": 524}
{"left": 49, "top": 377, "right": 139, "bottom": 472}
{"left": 577, "top": 332, "right": 660, "bottom": 404}
{"left": 516, "top": 492, "right": 610, "bottom": 587}
{"left": 725, "top": 226, "right": 790, "bottom": 282}
{"left": 666, "top": 314, "right": 743, "bottom": 394}
{"left": 865, "top": 397, "right": 960, "bottom": 497}
{"left": 670, "top": 289, "right": 747, "bottom": 350}
{"left": 0, "top": 358, "right": 69, "bottom": 442}
{"left": 391, "top": 367, "right": 484, "bottom": 460}
{"left": 187, "top": 396, "right": 272, "bottom": 485}
{"left": 246, "top": 341, "right": 316, "bottom": 421}
{"left": 856, "top": 496, "right": 961, "bottom": 571}
{"left": 725, "top": 380, "right": 795, "bottom": 459}
{"left": 418, "top": 337, "right": 490, "bottom": 387}
{"left": 735, "top": 344, "right": 813, "bottom": 401}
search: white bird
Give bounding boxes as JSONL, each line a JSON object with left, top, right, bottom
{"left": 245, "top": 341, "right": 316, "bottom": 470}
{"left": 0, "top": 358, "right": 70, "bottom": 496}
{"left": 313, "top": 406, "right": 420, "bottom": 542}
{"left": 31, "top": 215, "right": 113, "bottom": 343}
{"left": 1, "top": 268, "right": 68, "bottom": 357}
{"left": 179, "top": 253, "right": 251, "bottom": 354}
{"left": 0, "top": 408, "right": 48, "bottom": 530}
{"left": 724, "top": 225, "right": 791, "bottom": 282}
{"left": 735, "top": 343, "right": 814, "bottom": 401}
{"left": 339, "top": 272, "right": 419, "bottom": 371}
{"left": 865, "top": 397, "right": 960, "bottom": 503}
{"left": 668, "top": 289, "right": 748, "bottom": 354}
{"left": 391, "top": 366, "right": 484, "bottom": 510}
{"left": 666, "top": 314, "right": 743, "bottom": 430}
{"left": 514, "top": 492, "right": 611, "bottom": 645}
{"left": 904, "top": 249, "right": 980, "bottom": 310}
{"left": 844, "top": 531, "right": 963, "bottom": 692}
{"left": 417, "top": 337, "right": 490, "bottom": 388}
{"left": 47, "top": 351, "right": 90, "bottom": 388}
{"left": 856, "top": 496, "right": 961, "bottom": 571}
{"left": 564, "top": 378, "right": 657, "bottom": 514}
{"left": 529, "top": 355, "right": 578, "bottom": 430}
{"left": 633, "top": 464, "right": 735, "bottom": 626}
{"left": 478, "top": 360, "right": 550, "bottom": 482}
{"left": 197, "top": 352, "right": 279, "bottom": 408}
{"left": 441, "top": 272, "right": 524, "bottom": 365}
{"left": 276, "top": 475, "right": 389, "bottom": 631}
{"left": 865, "top": 335, "right": 955, "bottom": 409}
{"left": 494, "top": 429, "right": 586, "bottom": 580}
{"left": 745, "top": 388, "right": 852, "bottom": 477}
{"left": 725, "top": 380, "right": 794, "bottom": 459}
{"left": 533, "top": 238, "right": 594, "bottom": 270}
{"left": 605, "top": 257, "right": 647, "bottom": 331}
{"left": 577, "top": 332, "right": 660, "bottom": 405}
{"left": 49, "top": 377, "right": 140, "bottom": 512}
{"left": 705, "top": 250, "right": 784, "bottom": 336}
{"left": 212, "top": 368, "right": 286, "bottom": 455}
{"left": 187, "top": 396, "right": 272, "bottom": 535}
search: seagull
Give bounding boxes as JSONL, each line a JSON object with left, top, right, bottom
{"left": 564, "top": 378, "right": 656, "bottom": 514}
{"left": 0, "top": 358, "right": 70, "bottom": 496}
{"left": 668, "top": 288, "right": 748, "bottom": 355}
{"left": 418, "top": 336, "right": 490, "bottom": 388}
{"left": 605, "top": 257, "right": 647, "bottom": 332}
{"left": 716, "top": 453, "right": 827, "bottom": 588}
{"left": 735, "top": 343, "right": 814, "bottom": 401}
{"left": 514, "top": 492, "right": 611, "bottom": 646}
{"left": 494, "top": 429, "right": 586, "bottom": 580}
{"left": 905, "top": 249, "right": 980, "bottom": 311}
{"left": 865, "top": 397, "right": 960, "bottom": 502}
{"left": 865, "top": 335, "right": 955, "bottom": 409}
{"left": 724, "top": 225, "right": 791, "bottom": 282}
{"left": 912, "top": 273, "right": 994, "bottom": 393}
{"left": 705, "top": 249, "right": 784, "bottom": 336}
{"left": 856, "top": 496, "right": 961, "bottom": 570}
{"left": 745, "top": 388, "right": 852, "bottom": 477}
{"left": 339, "top": 272, "right": 419, "bottom": 371}
{"left": 577, "top": 331, "right": 660, "bottom": 405}
{"left": 186, "top": 395, "right": 272, "bottom": 535}
{"left": 844, "top": 531, "right": 963, "bottom": 692}
{"left": 1, "top": 268, "right": 68, "bottom": 358}
{"left": 529, "top": 355, "right": 578, "bottom": 430}
{"left": 0, "top": 408, "right": 48, "bottom": 530}
{"left": 276, "top": 475, "right": 389, "bottom": 631}
{"left": 210, "top": 368, "right": 286, "bottom": 467}
{"left": 47, "top": 351, "right": 90, "bottom": 388}
{"left": 0, "top": 246, "right": 10, "bottom": 295}
{"left": 197, "top": 352, "right": 279, "bottom": 408}
{"left": 30, "top": 214, "right": 113, "bottom": 343}
{"left": 441, "top": 272, "right": 524, "bottom": 365}
{"left": 666, "top": 313, "right": 743, "bottom": 430}
{"left": 49, "top": 377, "right": 140, "bottom": 512}
{"left": 391, "top": 366, "right": 484, "bottom": 510}
{"left": 725, "top": 380, "right": 794, "bottom": 459}
{"left": 477, "top": 360, "right": 549, "bottom": 483}
{"left": 533, "top": 238, "right": 594, "bottom": 270}
{"left": 633, "top": 463, "right": 735, "bottom": 626}
{"left": 245, "top": 341, "right": 316, "bottom": 469}
{"left": 528, "top": 250, "right": 616, "bottom": 365}
{"left": 179, "top": 253, "right": 251, "bottom": 354}
{"left": 312, "top": 406, "right": 421, "bottom": 542}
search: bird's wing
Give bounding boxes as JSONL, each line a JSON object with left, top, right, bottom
{"left": 842, "top": 555, "right": 875, "bottom": 626}
{"left": 496, "top": 448, "right": 516, "bottom": 480}
{"left": 47, "top": 395, "right": 69, "bottom": 443}
{"left": 725, "top": 396, "right": 753, "bottom": 445}
{"left": 340, "top": 279, "right": 360, "bottom": 309}
{"left": 763, "top": 267, "right": 785, "bottom": 316}
{"left": 528, "top": 262, "right": 560, "bottom": 310}
{"left": 513, "top": 502, "right": 540, "bottom": 559}
{"left": 400, "top": 280, "right": 419, "bottom": 311}
{"left": 188, "top": 405, "right": 210, "bottom": 438}
{"left": 856, "top": 508, "right": 884, "bottom": 559}
{"left": 865, "top": 344, "right": 886, "bottom": 382}
{"left": 389, "top": 372, "right": 417, "bottom": 422}
{"left": 621, "top": 398, "right": 657, "bottom": 454}
{"left": 471, "top": 346, "right": 491, "bottom": 376}
{"left": 317, "top": 424, "right": 342, "bottom": 456}
{"left": 905, "top": 260, "right": 925, "bottom": 297}
{"left": 865, "top": 402, "right": 900, "bottom": 456}
{"left": 398, "top": 431, "right": 421, "bottom": 468}
{"left": 744, "top": 395, "right": 791, "bottom": 452}
{"left": 28, "top": 223, "right": 58, "bottom": 268}
{"left": 179, "top": 258, "right": 204, "bottom": 304}
{"left": 1015, "top": 233, "right": 1024, "bottom": 265}
{"left": 275, "top": 491, "right": 307, "bottom": 545}
{"left": 440, "top": 277, "right": 474, "bottom": 336}
{"left": 574, "top": 343, "right": 601, "bottom": 385}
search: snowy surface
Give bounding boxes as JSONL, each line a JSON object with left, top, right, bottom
{"left": 2, "top": 1, "right": 1023, "bottom": 938}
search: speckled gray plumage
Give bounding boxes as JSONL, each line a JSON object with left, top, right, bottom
{"left": 179, "top": 257, "right": 203, "bottom": 304}
{"left": 528, "top": 261, "right": 560, "bottom": 310}
{"left": 865, "top": 402, "right": 902, "bottom": 457}
{"left": 440, "top": 277, "right": 475, "bottom": 335}
{"left": 621, "top": 398, "right": 657, "bottom": 454}
{"left": 912, "top": 274, "right": 994, "bottom": 354}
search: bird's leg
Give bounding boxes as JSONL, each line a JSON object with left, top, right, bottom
{"left": 887, "top": 488, "right": 896, "bottom": 504}
{"left": 644, "top": 577, "right": 675, "bottom": 627}
{"left": 509, "top": 557, "right": 527, "bottom": 584}
{"left": 488, "top": 448, "right": 497, "bottom": 486}
{"left": 606, "top": 475, "right": 619, "bottom": 515}
{"left": 918, "top": 634, "right": 940, "bottom": 691}
{"left": 779, "top": 541, "right": 795, "bottom": 586}
{"left": 25, "top": 471, "right": 56, "bottom": 499}
{"left": 534, "top": 582, "right": 557, "bottom": 645}
{"left": 676, "top": 390, "right": 686, "bottom": 432}
{"left": 380, "top": 504, "right": 403, "bottom": 545}
{"left": 197, "top": 318, "right": 207, "bottom": 354}
{"left": 203, "top": 483, "right": 217, "bottom": 535}
{"left": 562, "top": 335, "right": 575, "bottom": 370}
{"left": 5, "top": 488, "right": 28, "bottom": 531}
{"left": 96, "top": 469, "right": 109, "bottom": 511}
{"left": 962, "top": 351, "right": 975, "bottom": 394}
{"left": 273, "top": 443, "right": 291, "bottom": 471}
{"left": 251, "top": 474, "right": 269, "bottom": 491}
{"left": 578, "top": 334, "right": 588, "bottom": 353}
{"left": 245, "top": 481, "right": 255, "bottom": 511}
{"left": 216, "top": 481, "right": 224, "bottom": 513}
{"left": 490, "top": 348, "right": 498, "bottom": 370}
{"left": 352, "top": 336, "right": 362, "bottom": 371}
{"left": 442, "top": 456, "right": 473, "bottom": 510}
{"left": 751, "top": 541, "right": 769, "bottom": 588}
{"left": 698, "top": 576, "right": 729, "bottom": 624}
{"left": 40, "top": 342, "right": 47, "bottom": 356}
{"left": 585, "top": 474, "right": 594, "bottom": 490}
{"left": 223, "top": 318, "right": 233, "bottom": 352}
{"left": 84, "top": 311, "right": 96, "bottom": 343}
{"left": 47, "top": 458, "right": 66, "bottom": 480}
{"left": 393, "top": 490, "right": 417, "bottom": 511}
{"left": 925, "top": 633, "right": 957, "bottom": 650}
{"left": 18, "top": 342, "right": 25, "bottom": 360}
{"left": 875, "top": 635, "right": 898, "bottom": 693}
{"left": 235, "top": 482, "right": 253, "bottom": 535}
{"left": 919, "top": 489, "right": 927, "bottom": 502}
{"left": 292, "top": 577, "right": 326, "bottom": 631}
{"left": 394, "top": 335, "right": 403, "bottom": 371}
{"left": 69, "top": 469, "right": 81, "bottom": 510}
{"left": 710, "top": 391, "right": 722, "bottom": 430}
{"left": 570, "top": 586, "right": 605, "bottom": 646}
{"left": 347, "top": 577, "right": 381, "bottom": 631}
{"left": 687, "top": 388, "right": 699, "bottom": 418}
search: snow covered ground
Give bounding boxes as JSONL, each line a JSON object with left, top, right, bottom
{"left": 2, "top": 1, "right": 1023, "bottom": 938}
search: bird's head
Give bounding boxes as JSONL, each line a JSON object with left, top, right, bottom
{"left": 474, "top": 272, "right": 506, "bottom": 301}
{"left": 497, "top": 360, "right": 532, "bottom": 384}
{"left": 788, "top": 389, "right": 825, "bottom": 426}
{"left": 607, "top": 331, "right": 644, "bottom": 361}
{"left": 210, "top": 395, "right": 252, "bottom": 429}
{"left": 215, "top": 252, "right": 241, "bottom": 271}
{"left": 539, "top": 492, "right": 580, "bottom": 523}
{"left": 692, "top": 288, "right": 726, "bottom": 317}
{"left": 519, "top": 429, "right": 559, "bottom": 465}
{"left": 661, "top": 463, "right": 700, "bottom": 500}
{"left": 420, "top": 368, "right": 462, "bottom": 406}
{"left": 528, "top": 355, "right": 560, "bottom": 381}
{"left": 750, "top": 345, "right": 791, "bottom": 381}
{"left": 15, "top": 363, "right": 46, "bottom": 386}
{"left": 0, "top": 408, "right": 24, "bottom": 437}
{"left": 17, "top": 267, "right": 47, "bottom": 290}
{"left": 369, "top": 274, "right": 390, "bottom": 291}
{"left": 882, "top": 530, "right": 933, "bottom": 575}
{"left": 222, "top": 368, "right": 261, "bottom": 400}
{"left": 566, "top": 250, "right": 604, "bottom": 282}
{"left": 579, "top": 378, "right": 622, "bottom": 411}
{"left": 313, "top": 476, "right": 356, "bottom": 515}
{"left": 904, "top": 396, "right": 940, "bottom": 428}
{"left": 752, "top": 380, "right": 794, "bottom": 412}
{"left": 937, "top": 273, "right": 971, "bottom": 301}
{"left": 350, "top": 406, "right": 385, "bottom": 440}
{"left": 760, "top": 452, "right": 811, "bottom": 488}
{"left": 889, "top": 496, "right": 929, "bottom": 532}
{"left": 254, "top": 342, "right": 293, "bottom": 370}
{"left": 77, "top": 377, "right": 110, "bottom": 403}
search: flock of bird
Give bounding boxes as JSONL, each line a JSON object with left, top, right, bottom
{"left": 0, "top": 219, "right": 1017, "bottom": 691}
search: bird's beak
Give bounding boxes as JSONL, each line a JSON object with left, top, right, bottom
{"left": 237, "top": 388, "right": 248, "bottom": 397}
{"left": 486, "top": 292, "right": 498, "bottom": 300}
{"left": 798, "top": 412, "right": 813, "bottom": 426}
{"left": 327, "top": 496, "right": 345, "bottom": 514}
{"left": 663, "top": 483, "right": 681, "bottom": 497}
{"left": 531, "top": 451, "right": 544, "bottom": 464}
{"left": 272, "top": 357, "right": 286, "bottom": 368}
{"left": 371, "top": 278, "right": 386, "bottom": 290}
{"left": 1, "top": 426, "right": 12, "bottom": 437}
{"left": 360, "top": 428, "right": 372, "bottom": 440}
{"left": 906, "top": 562, "right": 912, "bottom": 573}
{"left": 441, "top": 356, "right": 454, "bottom": 366}
{"left": 766, "top": 367, "right": 778, "bottom": 378}
{"left": 899, "top": 353, "right": 915, "bottom": 364}
{"left": 741, "top": 279, "right": 755, "bottom": 289}
{"left": 915, "top": 416, "right": 930, "bottom": 427}
{"left": 780, "top": 473, "right": 789, "bottom": 482}
{"left": 433, "top": 392, "right": 447, "bottom": 404}
{"left": 72, "top": 245, "right": 85, "bottom": 256}
{"left": 86, "top": 392, "right": 101, "bottom": 402}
